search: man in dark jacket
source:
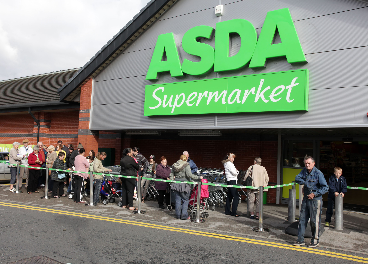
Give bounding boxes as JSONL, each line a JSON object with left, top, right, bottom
{"left": 325, "top": 167, "right": 347, "bottom": 227}
{"left": 132, "top": 147, "right": 149, "bottom": 176}
{"left": 293, "top": 156, "right": 329, "bottom": 248}
{"left": 183, "top": 151, "right": 198, "bottom": 174}
{"left": 69, "top": 143, "right": 83, "bottom": 169}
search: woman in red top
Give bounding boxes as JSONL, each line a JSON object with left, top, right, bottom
{"left": 27, "top": 146, "right": 44, "bottom": 194}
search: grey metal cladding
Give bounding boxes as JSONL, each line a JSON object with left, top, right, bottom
{"left": 91, "top": 0, "right": 368, "bottom": 130}
{"left": 90, "top": 104, "right": 215, "bottom": 130}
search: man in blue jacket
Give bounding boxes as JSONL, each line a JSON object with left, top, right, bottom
{"left": 325, "top": 167, "right": 347, "bottom": 227}
{"left": 293, "top": 156, "right": 329, "bottom": 248}
{"left": 183, "top": 151, "right": 198, "bottom": 174}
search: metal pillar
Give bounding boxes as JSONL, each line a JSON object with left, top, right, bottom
{"left": 137, "top": 175, "right": 142, "bottom": 213}
{"left": 89, "top": 171, "right": 94, "bottom": 206}
{"left": 15, "top": 164, "right": 20, "bottom": 193}
{"left": 335, "top": 194, "right": 344, "bottom": 230}
{"left": 258, "top": 186, "right": 264, "bottom": 232}
{"left": 195, "top": 182, "right": 202, "bottom": 223}
{"left": 298, "top": 184, "right": 303, "bottom": 217}
{"left": 288, "top": 184, "right": 296, "bottom": 223}
{"left": 44, "top": 168, "right": 49, "bottom": 199}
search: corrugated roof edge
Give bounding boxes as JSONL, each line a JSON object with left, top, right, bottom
{"left": 0, "top": 68, "right": 81, "bottom": 83}
{"left": 57, "top": 0, "right": 174, "bottom": 101}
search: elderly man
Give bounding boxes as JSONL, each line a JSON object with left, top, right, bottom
{"left": 293, "top": 156, "right": 329, "bottom": 248}
{"left": 18, "top": 139, "right": 33, "bottom": 189}
{"left": 183, "top": 151, "right": 198, "bottom": 174}
{"left": 9, "top": 142, "right": 23, "bottom": 192}
{"left": 244, "top": 157, "right": 269, "bottom": 220}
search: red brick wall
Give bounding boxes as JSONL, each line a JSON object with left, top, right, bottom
{"left": 128, "top": 137, "right": 278, "bottom": 203}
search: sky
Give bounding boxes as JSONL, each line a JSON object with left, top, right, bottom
{"left": 0, "top": 0, "right": 151, "bottom": 81}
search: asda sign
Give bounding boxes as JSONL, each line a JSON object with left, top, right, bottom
{"left": 144, "top": 8, "right": 308, "bottom": 116}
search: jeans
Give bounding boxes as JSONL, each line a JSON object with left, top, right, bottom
{"left": 10, "top": 167, "right": 17, "bottom": 184}
{"left": 298, "top": 198, "right": 323, "bottom": 243}
{"left": 93, "top": 179, "right": 102, "bottom": 205}
{"left": 225, "top": 180, "right": 239, "bottom": 216}
{"left": 174, "top": 190, "right": 190, "bottom": 219}
{"left": 325, "top": 197, "right": 335, "bottom": 223}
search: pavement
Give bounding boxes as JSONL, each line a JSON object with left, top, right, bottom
{"left": 1, "top": 184, "right": 368, "bottom": 256}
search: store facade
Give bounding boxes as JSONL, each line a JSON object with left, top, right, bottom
{"left": 58, "top": 0, "right": 368, "bottom": 205}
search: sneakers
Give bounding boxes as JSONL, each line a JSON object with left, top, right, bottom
{"left": 309, "top": 241, "right": 319, "bottom": 248}
{"left": 250, "top": 215, "right": 255, "bottom": 219}
{"left": 325, "top": 222, "right": 330, "bottom": 227}
{"left": 293, "top": 241, "right": 306, "bottom": 246}
{"left": 9, "top": 188, "right": 16, "bottom": 193}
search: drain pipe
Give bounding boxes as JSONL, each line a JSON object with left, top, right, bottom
{"left": 28, "top": 108, "right": 40, "bottom": 143}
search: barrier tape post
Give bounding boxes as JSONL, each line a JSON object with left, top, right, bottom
{"left": 298, "top": 184, "right": 303, "bottom": 217}
{"left": 44, "top": 168, "right": 49, "bottom": 199}
{"left": 15, "top": 164, "right": 20, "bottom": 193}
{"left": 335, "top": 194, "right": 343, "bottom": 230}
{"left": 89, "top": 171, "right": 94, "bottom": 206}
{"left": 195, "top": 181, "right": 201, "bottom": 223}
{"left": 288, "top": 183, "right": 296, "bottom": 223}
{"left": 137, "top": 175, "right": 142, "bottom": 214}
{"left": 258, "top": 186, "right": 264, "bottom": 231}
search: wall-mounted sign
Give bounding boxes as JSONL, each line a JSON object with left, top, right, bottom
{"left": 144, "top": 69, "right": 309, "bottom": 116}
{"left": 144, "top": 8, "right": 308, "bottom": 116}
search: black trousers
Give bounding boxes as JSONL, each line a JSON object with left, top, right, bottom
{"left": 39, "top": 168, "right": 46, "bottom": 186}
{"left": 325, "top": 197, "right": 335, "bottom": 223}
{"left": 158, "top": 190, "right": 170, "bottom": 206}
{"left": 225, "top": 180, "right": 239, "bottom": 216}
{"left": 73, "top": 175, "right": 84, "bottom": 202}
{"left": 52, "top": 181, "right": 64, "bottom": 197}
{"left": 121, "top": 178, "right": 136, "bottom": 207}
{"left": 27, "top": 169, "right": 40, "bottom": 192}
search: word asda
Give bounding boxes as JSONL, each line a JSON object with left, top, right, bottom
{"left": 144, "top": 69, "right": 309, "bottom": 116}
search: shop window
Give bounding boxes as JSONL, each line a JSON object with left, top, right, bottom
{"left": 283, "top": 140, "right": 313, "bottom": 168}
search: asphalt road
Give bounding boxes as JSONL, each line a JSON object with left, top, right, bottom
{"left": 1, "top": 202, "right": 367, "bottom": 264}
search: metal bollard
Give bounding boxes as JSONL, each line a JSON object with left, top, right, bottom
{"left": 298, "top": 184, "right": 303, "bottom": 217}
{"left": 246, "top": 190, "right": 251, "bottom": 217}
{"left": 15, "top": 164, "right": 20, "bottom": 193}
{"left": 288, "top": 184, "right": 296, "bottom": 223}
{"left": 44, "top": 168, "right": 49, "bottom": 199}
{"left": 195, "top": 182, "right": 201, "bottom": 223}
{"left": 89, "top": 171, "right": 94, "bottom": 206}
{"left": 258, "top": 186, "right": 264, "bottom": 232}
{"left": 335, "top": 194, "right": 344, "bottom": 230}
{"left": 137, "top": 175, "right": 142, "bottom": 214}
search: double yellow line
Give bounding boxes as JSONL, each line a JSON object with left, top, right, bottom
{"left": 0, "top": 201, "right": 367, "bottom": 263}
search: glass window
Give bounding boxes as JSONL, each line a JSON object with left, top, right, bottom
{"left": 283, "top": 140, "right": 314, "bottom": 167}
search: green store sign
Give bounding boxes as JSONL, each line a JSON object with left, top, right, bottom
{"left": 144, "top": 8, "right": 308, "bottom": 116}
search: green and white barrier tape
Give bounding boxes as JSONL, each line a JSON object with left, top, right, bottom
{"left": 1, "top": 160, "right": 367, "bottom": 190}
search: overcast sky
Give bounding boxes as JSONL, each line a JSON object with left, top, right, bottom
{"left": 0, "top": 0, "right": 151, "bottom": 81}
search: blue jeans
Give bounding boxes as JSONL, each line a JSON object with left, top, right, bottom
{"left": 93, "top": 179, "right": 102, "bottom": 205}
{"left": 174, "top": 190, "right": 190, "bottom": 220}
{"left": 10, "top": 167, "right": 17, "bottom": 184}
{"left": 298, "top": 198, "right": 323, "bottom": 243}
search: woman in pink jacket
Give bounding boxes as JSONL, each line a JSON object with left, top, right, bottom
{"left": 73, "top": 148, "right": 90, "bottom": 203}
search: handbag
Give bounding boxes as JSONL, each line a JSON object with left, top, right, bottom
{"left": 244, "top": 166, "right": 254, "bottom": 187}
{"left": 58, "top": 173, "right": 66, "bottom": 180}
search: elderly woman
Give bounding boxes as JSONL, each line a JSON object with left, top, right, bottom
{"left": 222, "top": 153, "right": 240, "bottom": 217}
{"left": 120, "top": 148, "right": 139, "bottom": 211}
{"left": 27, "top": 146, "right": 44, "bottom": 194}
{"left": 46, "top": 145, "right": 57, "bottom": 192}
{"left": 93, "top": 152, "right": 112, "bottom": 206}
{"left": 9, "top": 142, "right": 23, "bottom": 192}
{"left": 155, "top": 156, "right": 171, "bottom": 209}
{"left": 51, "top": 152, "right": 67, "bottom": 198}
{"left": 171, "top": 155, "right": 202, "bottom": 220}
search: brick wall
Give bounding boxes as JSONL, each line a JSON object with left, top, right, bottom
{"left": 128, "top": 137, "right": 278, "bottom": 203}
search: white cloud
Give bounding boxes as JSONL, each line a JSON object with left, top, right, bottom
{"left": 0, "top": 0, "right": 152, "bottom": 80}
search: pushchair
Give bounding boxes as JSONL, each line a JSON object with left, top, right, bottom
{"left": 189, "top": 179, "right": 210, "bottom": 222}
{"left": 100, "top": 177, "right": 122, "bottom": 205}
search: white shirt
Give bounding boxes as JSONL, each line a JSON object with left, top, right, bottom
{"left": 224, "top": 161, "right": 239, "bottom": 183}
{"left": 18, "top": 145, "right": 33, "bottom": 165}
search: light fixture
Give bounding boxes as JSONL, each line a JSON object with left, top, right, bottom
{"left": 179, "top": 130, "right": 222, "bottom": 136}
{"left": 125, "top": 130, "right": 160, "bottom": 135}
{"left": 343, "top": 142, "right": 352, "bottom": 144}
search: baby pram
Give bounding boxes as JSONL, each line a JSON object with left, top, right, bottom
{"left": 189, "top": 179, "right": 210, "bottom": 222}
{"left": 100, "top": 177, "right": 122, "bottom": 205}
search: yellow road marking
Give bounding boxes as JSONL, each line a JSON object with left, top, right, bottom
{"left": 0, "top": 201, "right": 367, "bottom": 263}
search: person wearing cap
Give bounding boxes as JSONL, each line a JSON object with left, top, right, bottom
{"left": 141, "top": 155, "right": 156, "bottom": 202}
{"left": 18, "top": 139, "right": 33, "bottom": 189}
